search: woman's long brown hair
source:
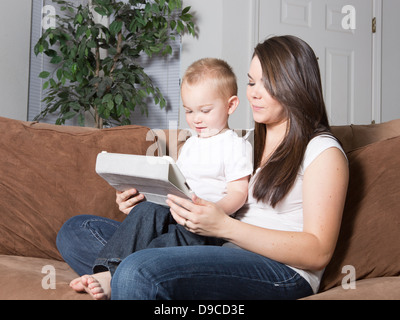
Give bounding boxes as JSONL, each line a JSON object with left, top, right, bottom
{"left": 252, "top": 35, "right": 332, "bottom": 208}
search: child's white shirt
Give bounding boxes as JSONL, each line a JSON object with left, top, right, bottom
{"left": 176, "top": 130, "right": 253, "bottom": 203}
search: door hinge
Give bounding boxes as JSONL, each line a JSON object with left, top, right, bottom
{"left": 372, "top": 17, "right": 377, "bottom": 33}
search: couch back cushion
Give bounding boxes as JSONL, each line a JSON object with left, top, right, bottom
{"left": 0, "top": 117, "right": 157, "bottom": 260}
{"left": 331, "top": 119, "right": 400, "bottom": 153}
{"left": 319, "top": 135, "right": 400, "bottom": 291}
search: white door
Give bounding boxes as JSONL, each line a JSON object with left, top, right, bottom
{"left": 258, "top": 0, "right": 374, "bottom": 125}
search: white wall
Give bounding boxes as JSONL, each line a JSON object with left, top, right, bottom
{"left": 0, "top": 0, "right": 32, "bottom": 121}
{"left": 180, "top": 0, "right": 257, "bottom": 130}
{"left": 182, "top": 0, "right": 400, "bottom": 128}
{"left": 382, "top": 0, "right": 400, "bottom": 122}
{"left": 0, "top": 0, "right": 398, "bottom": 126}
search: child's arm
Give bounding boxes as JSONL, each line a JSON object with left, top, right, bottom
{"left": 216, "top": 176, "right": 250, "bottom": 216}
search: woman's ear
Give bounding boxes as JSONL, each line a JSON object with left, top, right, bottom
{"left": 227, "top": 96, "right": 240, "bottom": 115}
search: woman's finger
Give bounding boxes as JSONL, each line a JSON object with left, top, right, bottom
{"left": 167, "top": 197, "right": 190, "bottom": 220}
{"left": 169, "top": 205, "right": 187, "bottom": 226}
{"left": 167, "top": 194, "right": 196, "bottom": 212}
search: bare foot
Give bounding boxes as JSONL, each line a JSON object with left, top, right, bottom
{"left": 70, "top": 271, "right": 112, "bottom": 300}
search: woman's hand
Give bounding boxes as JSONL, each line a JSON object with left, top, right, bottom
{"left": 116, "top": 189, "right": 145, "bottom": 215}
{"left": 166, "top": 194, "right": 231, "bottom": 238}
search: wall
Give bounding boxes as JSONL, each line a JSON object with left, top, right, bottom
{"left": 382, "top": 0, "right": 400, "bottom": 122}
{"left": 0, "top": 0, "right": 32, "bottom": 121}
{"left": 0, "top": 0, "right": 398, "bottom": 126}
{"left": 182, "top": 0, "right": 400, "bottom": 128}
{"left": 180, "top": 0, "right": 257, "bottom": 130}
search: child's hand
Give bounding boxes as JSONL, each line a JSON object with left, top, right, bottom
{"left": 116, "top": 189, "right": 145, "bottom": 215}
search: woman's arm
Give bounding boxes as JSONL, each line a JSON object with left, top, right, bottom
{"left": 167, "top": 147, "right": 348, "bottom": 271}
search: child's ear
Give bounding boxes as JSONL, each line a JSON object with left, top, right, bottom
{"left": 227, "top": 96, "right": 240, "bottom": 115}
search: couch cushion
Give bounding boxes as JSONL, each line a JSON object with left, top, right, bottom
{"left": 0, "top": 255, "right": 90, "bottom": 300}
{"left": 0, "top": 117, "right": 158, "bottom": 260}
{"left": 304, "top": 276, "right": 400, "bottom": 300}
{"left": 331, "top": 119, "right": 400, "bottom": 153}
{"left": 319, "top": 135, "right": 400, "bottom": 291}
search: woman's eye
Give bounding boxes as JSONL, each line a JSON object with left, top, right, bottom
{"left": 247, "top": 82, "right": 255, "bottom": 87}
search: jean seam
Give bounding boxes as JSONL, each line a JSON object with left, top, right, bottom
{"left": 152, "top": 270, "right": 300, "bottom": 289}
{"left": 272, "top": 273, "right": 304, "bottom": 288}
{"left": 81, "top": 218, "right": 120, "bottom": 246}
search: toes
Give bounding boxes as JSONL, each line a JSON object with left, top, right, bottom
{"left": 86, "top": 276, "right": 107, "bottom": 300}
{"left": 70, "top": 277, "right": 85, "bottom": 292}
{"left": 69, "top": 274, "right": 109, "bottom": 300}
{"left": 81, "top": 275, "right": 91, "bottom": 286}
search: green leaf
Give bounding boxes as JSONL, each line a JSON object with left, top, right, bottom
{"left": 106, "top": 100, "right": 114, "bottom": 110}
{"left": 76, "top": 13, "right": 83, "bottom": 24}
{"left": 163, "top": 45, "right": 172, "bottom": 55}
{"left": 39, "top": 71, "right": 50, "bottom": 79}
{"left": 115, "top": 94, "right": 123, "bottom": 106}
{"left": 182, "top": 6, "right": 191, "bottom": 15}
{"left": 110, "top": 20, "right": 123, "bottom": 36}
{"left": 94, "top": 7, "right": 108, "bottom": 16}
{"left": 87, "top": 40, "right": 97, "bottom": 48}
{"left": 78, "top": 113, "right": 85, "bottom": 126}
{"left": 124, "top": 107, "right": 131, "bottom": 118}
{"left": 102, "top": 93, "right": 113, "bottom": 103}
{"left": 62, "top": 111, "right": 76, "bottom": 120}
{"left": 50, "top": 79, "right": 57, "bottom": 88}
{"left": 70, "top": 102, "right": 81, "bottom": 111}
{"left": 50, "top": 55, "right": 62, "bottom": 64}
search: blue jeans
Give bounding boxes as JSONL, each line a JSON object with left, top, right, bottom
{"left": 56, "top": 202, "right": 313, "bottom": 300}
{"left": 111, "top": 246, "right": 313, "bottom": 300}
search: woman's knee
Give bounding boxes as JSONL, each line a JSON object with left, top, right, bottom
{"left": 111, "top": 249, "right": 162, "bottom": 300}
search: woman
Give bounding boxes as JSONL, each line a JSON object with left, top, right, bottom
{"left": 59, "top": 35, "right": 349, "bottom": 300}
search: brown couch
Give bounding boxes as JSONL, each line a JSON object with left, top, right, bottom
{"left": 0, "top": 116, "right": 399, "bottom": 300}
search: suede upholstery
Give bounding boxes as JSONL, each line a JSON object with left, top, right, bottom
{"left": 0, "top": 116, "right": 399, "bottom": 300}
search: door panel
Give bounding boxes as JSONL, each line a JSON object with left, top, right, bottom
{"left": 258, "top": 0, "right": 373, "bottom": 125}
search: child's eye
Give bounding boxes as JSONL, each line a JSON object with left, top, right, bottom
{"left": 185, "top": 109, "right": 192, "bottom": 114}
{"left": 201, "top": 109, "right": 211, "bottom": 114}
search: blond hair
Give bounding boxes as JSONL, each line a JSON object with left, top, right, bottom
{"left": 182, "top": 58, "right": 238, "bottom": 99}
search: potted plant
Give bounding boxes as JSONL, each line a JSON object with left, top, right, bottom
{"left": 34, "top": 0, "right": 195, "bottom": 128}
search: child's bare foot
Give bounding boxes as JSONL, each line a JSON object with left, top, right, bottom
{"left": 70, "top": 271, "right": 112, "bottom": 300}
